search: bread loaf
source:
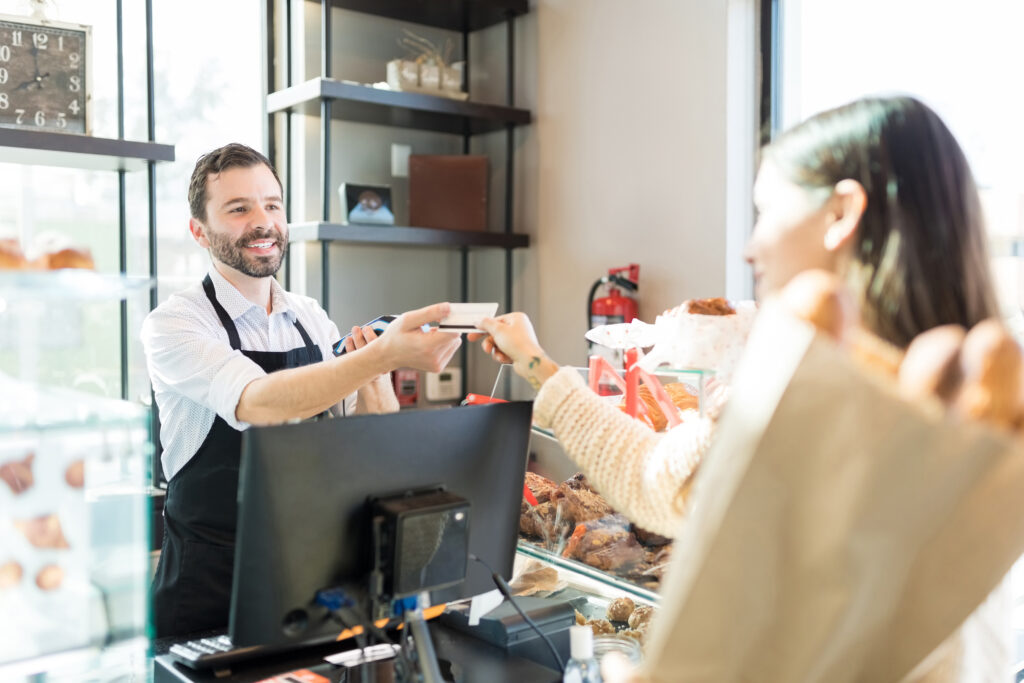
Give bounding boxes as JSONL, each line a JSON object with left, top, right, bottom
{"left": 956, "top": 319, "right": 1022, "bottom": 429}
{"left": 898, "top": 325, "right": 966, "bottom": 405}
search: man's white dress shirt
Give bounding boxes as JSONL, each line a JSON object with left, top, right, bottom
{"left": 141, "top": 267, "right": 355, "bottom": 480}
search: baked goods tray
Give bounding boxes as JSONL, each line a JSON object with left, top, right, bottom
{"left": 517, "top": 540, "right": 659, "bottom": 604}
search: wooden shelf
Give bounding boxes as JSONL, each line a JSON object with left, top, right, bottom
{"left": 329, "top": 0, "right": 528, "bottom": 32}
{"left": 0, "top": 129, "right": 175, "bottom": 171}
{"left": 267, "top": 79, "right": 531, "bottom": 135}
{"left": 289, "top": 222, "right": 529, "bottom": 248}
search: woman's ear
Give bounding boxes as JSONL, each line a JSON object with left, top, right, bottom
{"left": 189, "top": 218, "right": 211, "bottom": 249}
{"left": 823, "top": 179, "right": 867, "bottom": 252}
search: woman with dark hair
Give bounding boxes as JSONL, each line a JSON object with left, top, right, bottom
{"left": 473, "top": 95, "right": 1008, "bottom": 680}
{"left": 475, "top": 95, "right": 1001, "bottom": 538}
{"left": 752, "top": 95, "right": 998, "bottom": 347}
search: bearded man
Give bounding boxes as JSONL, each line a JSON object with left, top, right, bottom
{"left": 141, "top": 143, "right": 461, "bottom": 638}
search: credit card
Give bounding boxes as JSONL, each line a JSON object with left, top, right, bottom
{"left": 437, "top": 302, "right": 499, "bottom": 333}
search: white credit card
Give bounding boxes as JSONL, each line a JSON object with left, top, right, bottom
{"left": 438, "top": 302, "right": 498, "bottom": 333}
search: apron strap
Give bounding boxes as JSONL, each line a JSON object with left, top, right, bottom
{"left": 202, "top": 274, "right": 242, "bottom": 351}
{"left": 291, "top": 317, "right": 318, "bottom": 351}
{"left": 204, "top": 273, "right": 322, "bottom": 355}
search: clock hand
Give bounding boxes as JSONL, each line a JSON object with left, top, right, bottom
{"left": 13, "top": 72, "right": 50, "bottom": 91}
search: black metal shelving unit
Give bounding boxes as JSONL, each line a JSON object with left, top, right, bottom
{"left": 262, "top": 0, "right": 531, "bottom": 397}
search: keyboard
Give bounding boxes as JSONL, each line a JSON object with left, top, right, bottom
{"left": 168, "top": 633, "right": 277, "bottom": 670}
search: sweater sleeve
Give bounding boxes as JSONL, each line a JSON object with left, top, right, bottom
{"left": 533, "top": 367, "right": 713, "bottom": 538}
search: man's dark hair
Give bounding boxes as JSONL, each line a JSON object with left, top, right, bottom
{"left": 188, "top": 143, "right": 283, "bottom": 221}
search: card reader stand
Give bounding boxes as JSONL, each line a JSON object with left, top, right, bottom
{"left": 438, "top": 596, "right": 574, "bottom": 672}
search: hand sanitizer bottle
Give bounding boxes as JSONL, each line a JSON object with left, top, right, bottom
{"left": 563, "top": 625, "right": 602, "bottom": 683}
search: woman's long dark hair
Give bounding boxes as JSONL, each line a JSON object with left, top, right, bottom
{"left": 762, "top": 96, "right": 999, "bottom": 348}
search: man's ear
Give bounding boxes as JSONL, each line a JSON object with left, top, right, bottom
{"left": 189, "top": 218, "right": 211, "bottom": 249}
{"left": 823, "top": 179, "right": 867, "bottom": 252}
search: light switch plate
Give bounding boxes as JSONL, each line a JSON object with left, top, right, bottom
{"left": 391, "top": 143, "right": 411, "bottom": 177}
{"left": 426, "top": 367, "right": 462, "bottom": 402}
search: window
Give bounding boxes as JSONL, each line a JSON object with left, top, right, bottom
{"left": 0, "top": 0, "right": 260, "bottom": 404}
{"left": 775, "top": 0, "right": 1024, "bottom": 668}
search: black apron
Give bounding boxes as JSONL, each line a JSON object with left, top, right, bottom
{"left": 151, "top": 275, "right": 324, "bottom": 638}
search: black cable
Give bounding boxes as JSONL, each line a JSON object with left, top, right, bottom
{"left": 468, "top": 553, "right": 565, "bottom": 673}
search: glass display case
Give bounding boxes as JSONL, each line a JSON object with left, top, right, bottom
{"left": 0, "top": 272, "right": 154, "bottom": 682}
{"left": 490, "top": 363, "right": 714, "bottom": 607}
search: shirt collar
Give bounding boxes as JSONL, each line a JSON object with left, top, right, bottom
{"left": 207, "top": 266, "right": 296, "bottom": 322}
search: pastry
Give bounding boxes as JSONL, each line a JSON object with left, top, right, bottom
{"left": 606, "top": 597, "right": 636, "bottom": 622}
{"left": 628, "top": 605, "right": 655, "bottom": 630}
{"left": 564, "top": 472, "right": 594, "bottom": 492}
{"left": 524, "top": 471, "right": 558, "bottom": 504}
{"left": 957, "top": 319, "right": 1022, "bottom": 429}
{"left": 586, "top": 618, "right": 615, "bottom": 636}
{"left": 571, "top": 525, "right": 644, "bottom": 572}
{"left": 555, "top": 485, "right": 615, "bottom": 525}
{"left": 623, "top": 382, "right": 700, "bottom": 432}
{"left": 64, "top": 459, "right": 85, "bottom": 488}
{"left": 35, "top": 564, "right": 64, "bottom": 591}
{"left": 898, "top": 324, "right": 966, "bottom": 405}
{"left": 14, "top": 514, "right": 70, "bottom": 549}
{"left": 0, "top": 452, "right": 35, "bottom": 494}
{"left": 43, "top": 246, "right": 95, "bottom": 270}
{"left": 508, "top": 565, "right": 563, "bottom": 597}
{"left": 0, "top": 239, "right": 28, "bottom": 270}
{"left": 0, "top": 561, "right": 23, "bottom": 589}
{"left": 685, "top": 298, "right": 736, "bottom": 316}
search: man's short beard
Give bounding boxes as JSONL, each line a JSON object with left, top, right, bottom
{"left": 207, "top": 228, "right": 287, "bottom": 278}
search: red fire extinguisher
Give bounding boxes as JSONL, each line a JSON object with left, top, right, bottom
{"left": 588, "top": 264, "right": 640, "bottom": 331}
{"left": 588, "top": 264, "right": 639, "bottom": 394}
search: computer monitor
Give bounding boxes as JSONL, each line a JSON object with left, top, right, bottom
{"left": 229, "top": 401, "right": 533, "bottom": 649}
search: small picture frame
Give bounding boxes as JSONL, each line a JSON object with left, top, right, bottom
{"left": 339, "top": 183, "right": 395, "bottom": 226}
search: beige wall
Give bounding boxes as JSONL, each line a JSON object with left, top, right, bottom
{"left": 527, "top": 0, "right": 758, "bottom": 367}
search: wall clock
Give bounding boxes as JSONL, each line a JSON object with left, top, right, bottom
{"left": 0, "top": 13, "right": 91, "bottom": 134}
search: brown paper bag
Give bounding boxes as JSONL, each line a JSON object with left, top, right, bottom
{"left": 642, "top": 303, "right": 1024, "bottom": 682}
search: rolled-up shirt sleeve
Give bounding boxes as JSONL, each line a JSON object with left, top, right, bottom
{"left": 142, "top": 302, "right": 266, "bottom": 430}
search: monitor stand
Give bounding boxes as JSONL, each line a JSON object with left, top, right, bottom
{"left": 400, "top": 591, "right": 448, "bottom": 683}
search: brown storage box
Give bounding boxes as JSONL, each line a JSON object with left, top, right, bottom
{"left": 408, "top": 155, "right": 488, "bottom": 231}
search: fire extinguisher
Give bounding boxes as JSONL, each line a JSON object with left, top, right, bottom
{"left": 588, "top": 264, "right": 639, "bottom": 393}
{"left": 588, "top": 264, "right": 640, "bottom": 332}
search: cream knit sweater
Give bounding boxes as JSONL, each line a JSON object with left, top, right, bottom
{"left": 532, "top": 366, "right": 714, "bottom": 538}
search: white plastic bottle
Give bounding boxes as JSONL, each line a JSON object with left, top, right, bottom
{"left": 563, "top": 625, "right": 602, "bottom": 683}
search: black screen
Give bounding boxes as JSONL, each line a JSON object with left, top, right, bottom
{"left": 229, "top": 401, "right": 533, "bottom": 648}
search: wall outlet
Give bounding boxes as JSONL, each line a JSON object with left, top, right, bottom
{"left": 425, "top": 367, "right": 462, "bottom": 402}
{"left": 391, "top": 143, "right": 411, "bottom": 177}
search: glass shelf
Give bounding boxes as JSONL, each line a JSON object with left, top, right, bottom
{"left": 517, "top": 541, "right": 660, "bottom": 605}
{"left": 0, "top": 376, "right": 147, "bottom": 433}
{"left": 0, "top": 272, "right": 154, "bottom": 302}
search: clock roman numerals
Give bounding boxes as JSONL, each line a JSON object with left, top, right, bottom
{"left": 0, "top": 14, "right": 90, "bottom": 135}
